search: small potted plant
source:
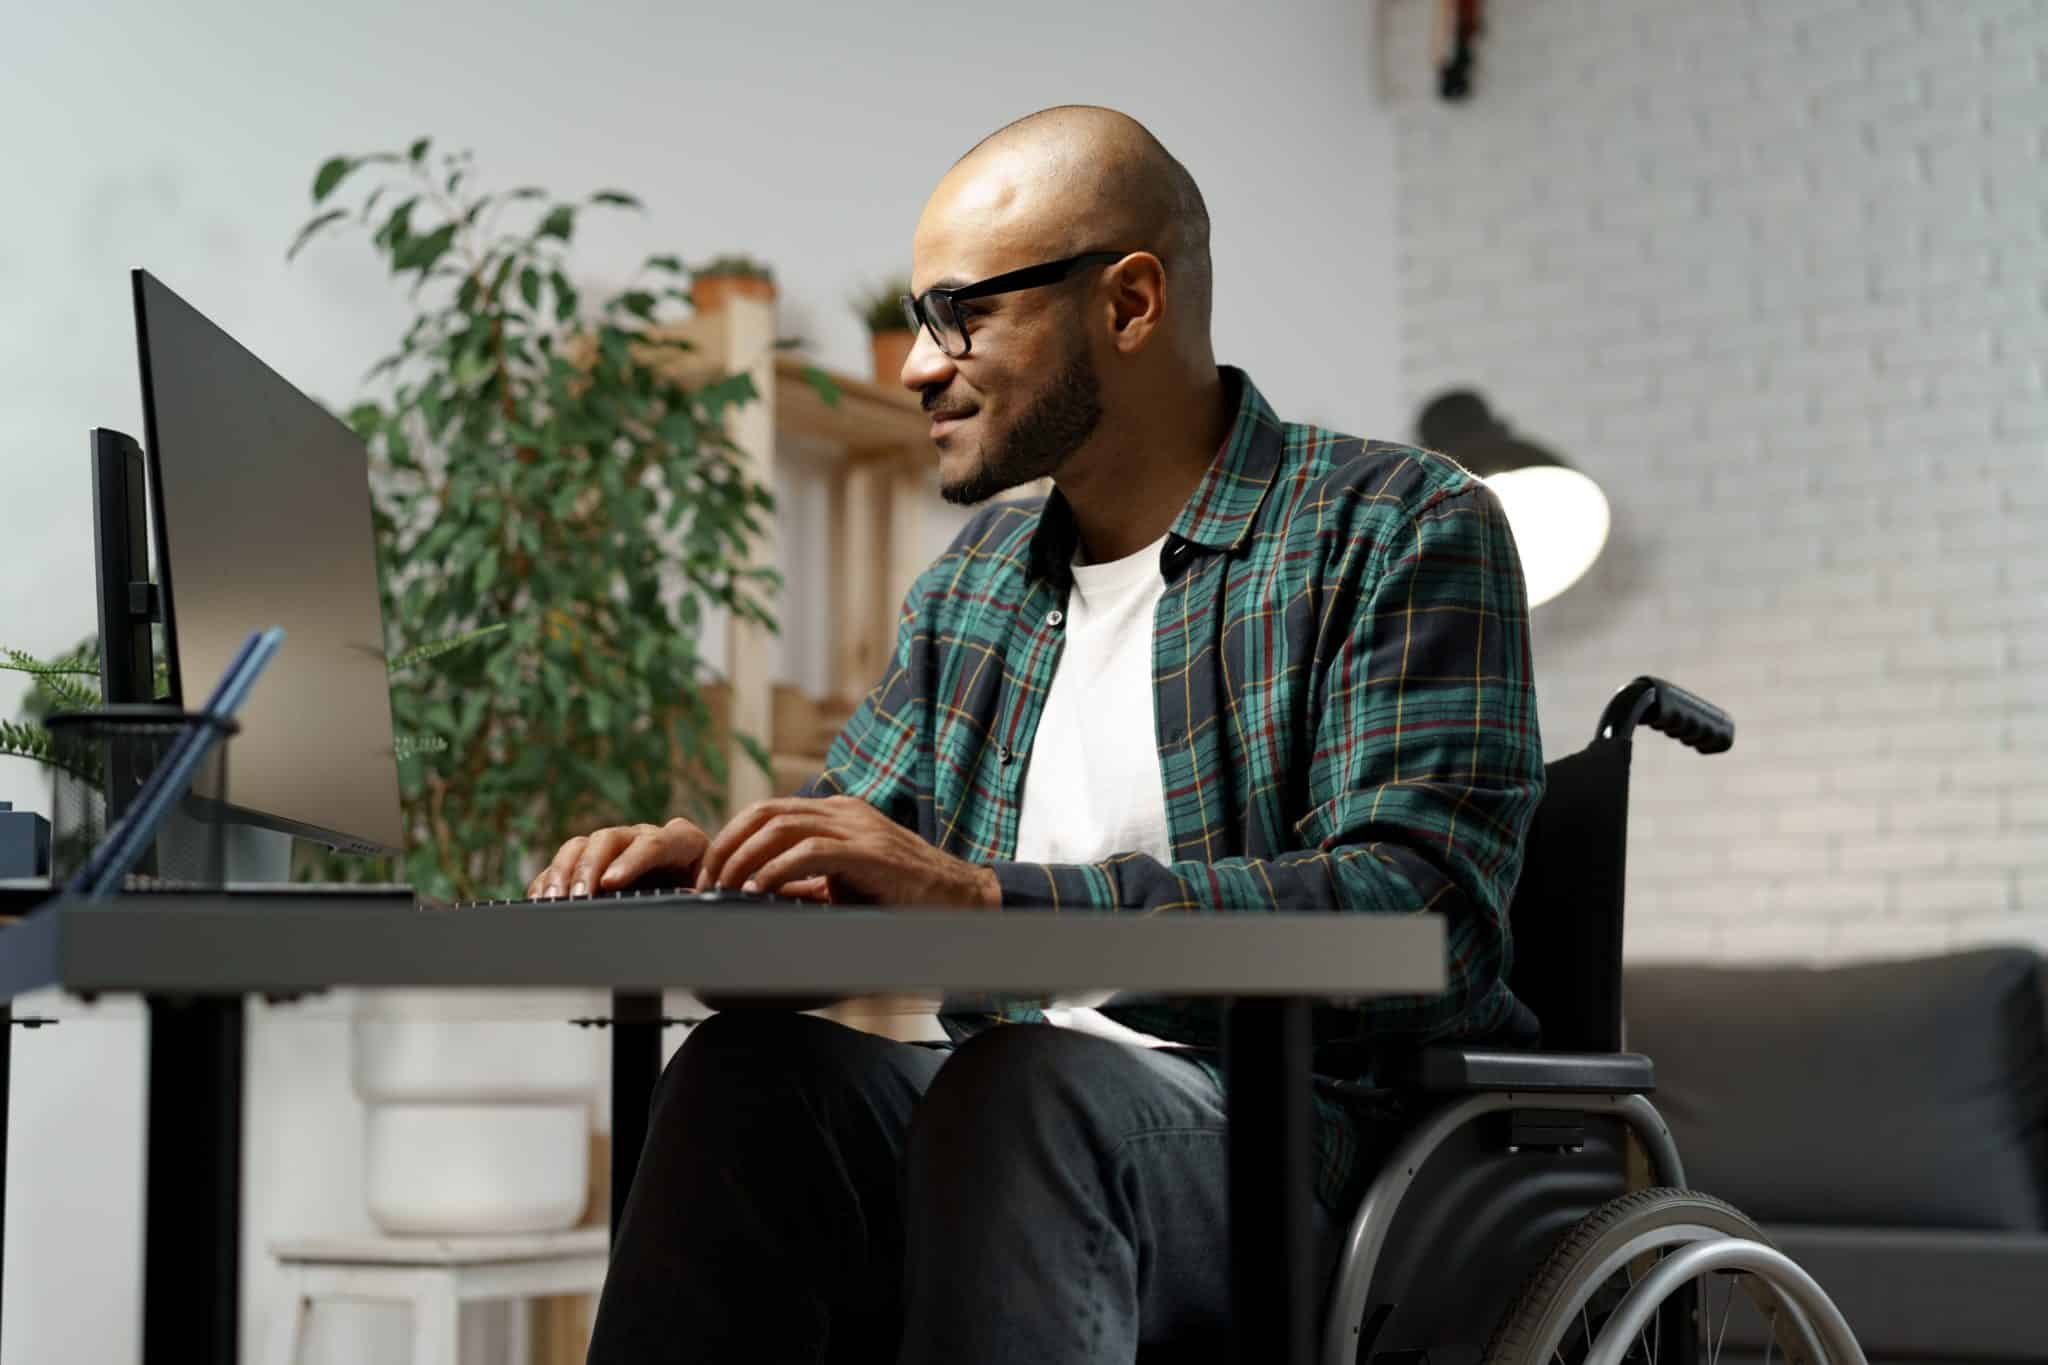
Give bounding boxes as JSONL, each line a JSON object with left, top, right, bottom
{"left": 851, "top": 273, "right": 916, "bottom": 383}
{"left": 690, "top": 254, "right": 777, "bottom": 314}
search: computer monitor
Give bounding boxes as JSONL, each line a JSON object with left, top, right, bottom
{"left": 128, "top": 268, "right": 403, "bottom": 854}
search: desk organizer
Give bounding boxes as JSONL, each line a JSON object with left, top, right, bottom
{"left": 43, "top": 705, "right": 237, "bottom": 892}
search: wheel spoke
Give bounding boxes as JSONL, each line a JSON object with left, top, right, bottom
{"left": 1763, "top": 1305, "right": 1777, "bottom": 1365}
{"left": 1711, "top": 1272, "right": 1736, "bottom": 1365}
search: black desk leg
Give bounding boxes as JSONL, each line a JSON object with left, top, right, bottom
{"left": 1225, "top": 996, "right": 1314, "bottom": 1365}
{"left": 0, "top": 1002, "right": 10, "bottom": 1349}
{"left": 143, "top": 996, "right": 244, "bottom": 1365}
{"left": 609, "top": 990, "right": 663, "bottom": 1245}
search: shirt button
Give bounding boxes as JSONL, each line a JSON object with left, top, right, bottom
{"left": 1046, "top": 609, "right": 1064, "bottom": 628}
{"left": 998, "top": 744, "right": 1014, "bottom": 764}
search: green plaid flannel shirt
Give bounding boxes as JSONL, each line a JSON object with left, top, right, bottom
{"left": 799, "top": 366, "right": 1546, "bottom": 1207}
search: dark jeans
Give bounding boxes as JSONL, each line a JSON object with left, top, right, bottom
{"left": 586, "top": 1011, "right": 1351, "bottom": 1364}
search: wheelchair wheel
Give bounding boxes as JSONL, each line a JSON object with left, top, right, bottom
{"left": 1483, "top": 1188, "right": 1838, "bottom": 1365}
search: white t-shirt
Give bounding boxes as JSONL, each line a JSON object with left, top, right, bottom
{"left": 1012, "top": 531, "right": 1175, "bottom": 1048}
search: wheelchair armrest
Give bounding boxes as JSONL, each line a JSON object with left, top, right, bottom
{"left": 1407, "top": 1046, "right": 1655, "bottom": 1094}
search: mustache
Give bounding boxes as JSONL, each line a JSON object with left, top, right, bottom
{"left": 921, "top": 389, "right": 977, "bottom": 420}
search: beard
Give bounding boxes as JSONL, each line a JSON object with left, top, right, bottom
{"left": 939, "top": 341, "right": 1103, "bottom": 506}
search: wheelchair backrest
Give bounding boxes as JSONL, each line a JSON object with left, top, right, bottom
{"left": 1504, "top": 737, "right": 1633, "bottom": 1054}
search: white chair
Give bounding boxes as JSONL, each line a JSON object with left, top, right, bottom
{"left": 264, "top": 1226, "right": 607, "bottom": 1365}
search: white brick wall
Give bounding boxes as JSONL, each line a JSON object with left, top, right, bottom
{"left": 1387, "top": 0, "right": 2047, "bottom": 963}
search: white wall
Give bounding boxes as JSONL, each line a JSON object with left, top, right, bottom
{"left": 0, "top": 2, "right": 1398, "bottom": 1360}
{"left": 1386, "top": 0, "right": 2047, "bottom": 962}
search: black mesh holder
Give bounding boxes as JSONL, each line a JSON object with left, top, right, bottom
{"left": 43, "top": 705, "right": 239, "bottom": 893}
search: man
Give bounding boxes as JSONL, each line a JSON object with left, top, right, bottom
{"left": 540, "top": 105, "right": 1546, "bottom": 1363}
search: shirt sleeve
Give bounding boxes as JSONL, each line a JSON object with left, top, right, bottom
{"left": 984, "top": 481, "right": 1546, "bottom": 1035}
{"left": 792, "top": 578, "right": 929, "bottom": 832}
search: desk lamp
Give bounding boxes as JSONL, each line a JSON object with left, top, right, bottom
{"left": 1417, "top": 389, "right": 1610, "bottom": 608}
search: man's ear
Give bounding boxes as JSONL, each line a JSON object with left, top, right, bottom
{"left": 1107, "top": 253, "right": 1166, "bottom": 354}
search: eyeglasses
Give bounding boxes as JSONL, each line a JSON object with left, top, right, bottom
{"left": 900, "top": 250, "right": 1132, "bottom": 359}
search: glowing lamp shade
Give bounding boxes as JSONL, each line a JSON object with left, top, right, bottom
{"left": 1416, "top": 390, "right": 1610, "bottom": 608}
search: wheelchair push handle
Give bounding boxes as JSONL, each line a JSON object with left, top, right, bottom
{"left": 1596, "top": 676, "right": 1734, "bottom": 754}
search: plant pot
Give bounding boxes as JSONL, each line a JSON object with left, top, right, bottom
{"left": 364, "top": 1102, "right": 588, "bottom": 1235}
{"left": 690, "top": 273, "right": 777, "bottom": 314}
{"left": 351, "top": 989, "right": 604, "bottom": 1235}
{"left": 352, "top": 989, "right": 602, "bottom": 1104}
{"left": 870, "top": 328, "right": 915, "bottom": 384}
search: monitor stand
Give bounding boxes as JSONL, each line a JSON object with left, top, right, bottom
{"left": 223, "top": 822, "right": 292, "bottom": 884}
{"left": 152, "top": 808, "right": 292, "bottom": 887}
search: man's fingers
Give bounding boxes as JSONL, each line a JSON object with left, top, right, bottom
{"left": 569, "top": 827, "right": 638, "bottom": 897}
{"left": 533, "top": 836, "right": 588, "bottom": 899}
{"left": 696, "top": 799, "right": 814, "bottom": 891}
{"left": 746, "top": 838, "right": 849, "bottom": 894}
{"left": 601, "top": 819, "right": 707, "bottom": 888}
{"left": 709, "top": 813, "right": 842, "bottom": 891}
{"left": 779, "top": 875, "right": 833, "bottom": 903}
{"left": 599, "top": 830, "right": 666, "bottom": 889}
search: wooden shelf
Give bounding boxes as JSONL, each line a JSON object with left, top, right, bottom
{"left": 636, "top": 314, "right": 926, "bottom": 461}
{"left": 776, "top": 355, "right": 927, "bottom": 453}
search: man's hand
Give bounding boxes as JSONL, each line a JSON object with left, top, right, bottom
{"left": 694, "top": 795, "right": 1001, "bottom": 909}
{"left": 527, "top": 817, "right": 711, "bottom": 899}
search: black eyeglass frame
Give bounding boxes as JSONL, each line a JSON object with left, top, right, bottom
{"left": 900, "top": 250, "right": 1135, "bottom": 358}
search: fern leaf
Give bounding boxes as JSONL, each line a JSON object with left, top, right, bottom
{"left": 0, "top": 719, "right": 100, "bottom": 786}
{"left": 394, "top": 734, "right": 450, "bottom": 760}
{"left": 1, "top": 646, "right": 102, "bottom": 680}
{"left": 389, "top": 622, "right": 508, "bottom": 673}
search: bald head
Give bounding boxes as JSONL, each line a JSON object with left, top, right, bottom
{"left": 928, "top": 105, "right": 1213, "bottom": 345}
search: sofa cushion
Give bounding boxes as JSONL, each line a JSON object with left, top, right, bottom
{"left": 1624, "top": 948, "right": 2048, "bottom": 1231}
{"left": 1724, "top": 1226, "right": 2048, "bottom": 1361}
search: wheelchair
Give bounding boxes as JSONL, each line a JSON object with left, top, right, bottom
{"left": 1297, "top": 677, "right": 1866, "bottom": 1365}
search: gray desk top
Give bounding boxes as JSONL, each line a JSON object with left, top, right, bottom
{"left": 0, "top": 896, "right": 1446, "bottom": 1002}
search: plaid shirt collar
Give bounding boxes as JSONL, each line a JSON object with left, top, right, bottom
{"left": 1024, "top": 365, "right": 1284, "bottom": 587}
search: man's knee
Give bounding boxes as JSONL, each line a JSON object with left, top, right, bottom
{"left": 908, "top": 1023, "right": 1150, "bottom": 1156}
{"left": 658, "top": 1009, "right": 888, "bottom": 1114}
{"left": 655, "top": 1010, "right": 942, "bottom": 1129}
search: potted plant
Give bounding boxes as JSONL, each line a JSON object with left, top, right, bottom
{"left": 287, "top": 138, "right": 787, "bottom": 903}
{"left": 286, "top": 137, "right": 803, "bottom": 1236}
{"left": 689, "top": 253, "right": 777, "bottom": 315}
{"left": 851, "top": 273, "right": 916, "bottom": 383}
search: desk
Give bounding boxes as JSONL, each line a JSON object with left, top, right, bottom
{"left": 0, "top": 896, "right": 1444, "bottom": 1365}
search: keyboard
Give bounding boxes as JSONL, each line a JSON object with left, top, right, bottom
{"left": 451, "top": 885, "right": 821, "bottom": 910}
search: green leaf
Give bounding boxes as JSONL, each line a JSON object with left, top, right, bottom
{"left": 519, "top": 266, "right": 541, "bottom": 311}
{"left": 798, "top": 364, "right": 841, "bottom": 408}
{"left": 312, "top": 156, "right": 357, "bottom": 203}
{"left": 286, "top": 209, "right": 348, "bottom": 262}
{"left": 550, "top": 269, "right": 579, "bottom": 322}
{"left": 643, "top": 253, "right": 685, "bottom": 274}
{"left": 408, "top": 136, "right": 432, "bottom": 164}
{"left": 388, "top": 622, "right": 507, "bottom": 672}
{"left": 396, "top": 222, "right": 457, "bottom": 276}
{"left": 394, "top": 733, "right": 449, "bottom": 760}
{"left": 536, "top": 205, "right": 575, "bottom": 242}
{"left": 734, "top": 731, "right": 773, "bottom": 778}
{"left": 473, "top": 545, "right": 500, "bottom": 595}
{"left": 589, "top": 190, "right": 641, "bottom": 209}
{"left": 374, "top": 195, "right": 420, "bottom": 251}
{"left": 620, "top": 290, "right": 655, "bottom": 320}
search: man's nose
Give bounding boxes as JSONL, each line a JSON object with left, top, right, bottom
{"left": 901, "top": 324, "right": 955, "bottom": 394}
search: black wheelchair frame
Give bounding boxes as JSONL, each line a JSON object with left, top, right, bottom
{"left": 1307, "top": 677, "right": 1868, "bottom": 1365}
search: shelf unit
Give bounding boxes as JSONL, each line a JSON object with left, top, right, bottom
{"left": 636, "top": 296, "right": 936, "bottom": 813}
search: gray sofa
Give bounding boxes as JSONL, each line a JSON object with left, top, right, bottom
{"left": 1625, "top": 946, "right": 2048, "bottom": 1365}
